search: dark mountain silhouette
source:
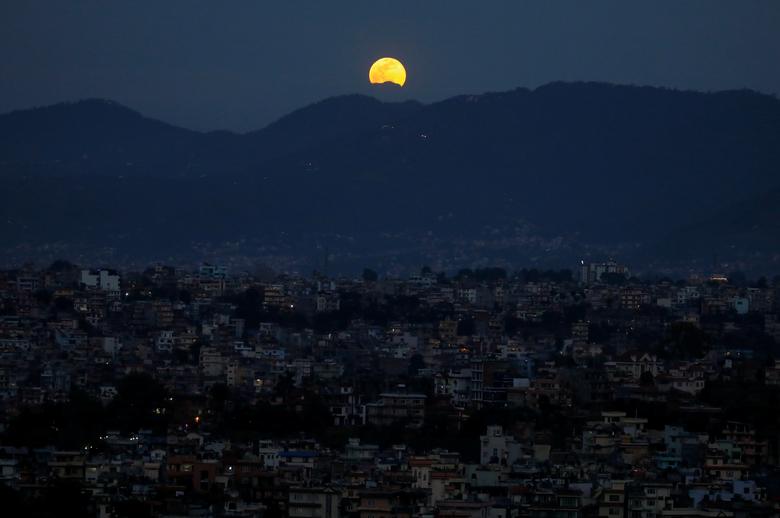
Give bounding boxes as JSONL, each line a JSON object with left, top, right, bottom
{"left": 270, "top": 83, "right": 780, "bottom": 240}
{"left": 0, "top": 95, "right": 422, "bottom": 177}
{"left": 0, "top": 99, "right": 203, "bottom": 176}
{"left": 244, "top": 94, "right": 422, "bottom": 161}
{"left": 657, "top": 188, "right": 780, "bottom": 261}
{"left": 1, "top": 82, "right": 779, "bottom": 271}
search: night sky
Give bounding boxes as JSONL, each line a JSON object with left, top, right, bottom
{"left": 1, "top": 1, "right": 779, "bottom": 132}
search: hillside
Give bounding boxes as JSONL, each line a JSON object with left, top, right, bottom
{"left": 1, "top": 82, "right": 780, "bottom": 272}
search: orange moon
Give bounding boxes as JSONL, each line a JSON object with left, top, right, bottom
{"left": 369, "top": 57, "right": 407, "bottom": 87}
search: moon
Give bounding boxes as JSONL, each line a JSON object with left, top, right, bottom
{"left": 369, "top": 57, "right": 407, "bottom": 87}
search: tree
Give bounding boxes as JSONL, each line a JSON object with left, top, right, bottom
{"left": 209, "top": 383, "right": 231, "bottom": 411}
{"left": 661, "top": 322, "right": 710, "bottom": 359}
{"left": 233, "top": 288, "right": 263, "bottom": 328}
{"left": 408, "top": 354, "right": 426, "bottom": 376}
{"left": 362, "top": 268, "right": 378, "bottom": 282}
{"left": 601, "top": 272, "right": 627, "bottom": 285}
{"left": 33, "top": 480, "right": 91, "bottom": 517}
{"left": 107, "top": 373, "right": 168, "bottom": 433}
{"left": 727, "top": 270, "right": 747, "bottom": 287}
{"left": 53, "top": 296, "right": 74, "bottom": 313}
{"left": 2, "top": 389, "right": 105, "bottom": 449}
{"left": 178, "top": 289, "right": 192, "bottom": 304}
{"left": 47, "top": 259, "right": 76, "bottom": 272}
{"left": 457, "top": 318, "right": 475, "bottom": 336}
{"left": 33, "top": 289, "right": 53, "bottom": 306}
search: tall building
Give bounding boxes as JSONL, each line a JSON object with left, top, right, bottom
{"left": 364, "top": 393, "right": 426, "bottom": 428}
{"left": 80, "top": 269, "right": 121, "bottom": 298}
{"left": 579, "top": 260, "right": 629, "bottom": 285}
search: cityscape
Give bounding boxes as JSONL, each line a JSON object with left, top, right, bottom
{"left": 3, "top": 1, "right": 780, "bottom": 517}
{"left": 1, "top": 260, "right": 779, "bottom": 516}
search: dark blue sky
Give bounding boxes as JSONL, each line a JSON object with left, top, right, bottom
{"left": 1, "top": 1, "right": 779, "bottom": 131}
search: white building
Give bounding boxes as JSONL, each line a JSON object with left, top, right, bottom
{"left": 435, "top": 369, "right": 473, "bottom": 408}
{"left": 480, "top": 425, "right": 522, "bottom": 467}
{"left": 732, "top": 297, "right": 749, "bottom": 315}
{"left": 100, "top": 336, "right": 122, "bottom": 357}
{"left": 199, "top": 263, "right": 227, "bottom": 279}
{"left": 81, "top": 269, "right": 121, "bottom": 298}
{"left": 579, "top": 260, "right": 629, "bottom": 285}
{"left": 155, "top": 330, "right": 174, "bottom": 353}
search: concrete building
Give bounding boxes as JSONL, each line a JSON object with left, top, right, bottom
{"left": 81, "top": 269, "right": 120, "bottom": 298}
{"left": 364, "top": 393, "right": 426, "bottom": 428}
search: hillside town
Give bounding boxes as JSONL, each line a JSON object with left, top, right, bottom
{"left": 1, "top": 260, "right": 780, "bottom": 517}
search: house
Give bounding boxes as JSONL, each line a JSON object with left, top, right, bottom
{"left": 355, "top": 490, "right": 426, "bottom": 518}
{"left": 365, "top": 393, "right": 426, "bottom": 428}
{"left": 288, "top": 486, "right": 341, "bottom": 518}
{"left": 80, "top": 269, "right": 121, "bottom": 298}
{"left": 480, "top": 426, "right": 522, "bottom": 468}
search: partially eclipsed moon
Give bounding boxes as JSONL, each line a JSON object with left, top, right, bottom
{"left": 369, "top": 57, "right": 406, "bottom": 87}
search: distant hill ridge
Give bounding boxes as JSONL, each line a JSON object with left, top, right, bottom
{"left": 0, "top": 94, "right": 423, "bottom": 176}
{"left": 1, "top": 81, "right": 779, "bottom": 270}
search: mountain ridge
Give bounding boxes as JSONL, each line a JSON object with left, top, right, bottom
{"left": 5, "top": 80, "right": 777, "bottom": 136}
{"left": 1, "top": 81, "right": 780, "bottom": 273}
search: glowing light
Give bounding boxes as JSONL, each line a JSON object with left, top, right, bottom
{"left": 369, "top": 57, "right": 407, "bottom": 87}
